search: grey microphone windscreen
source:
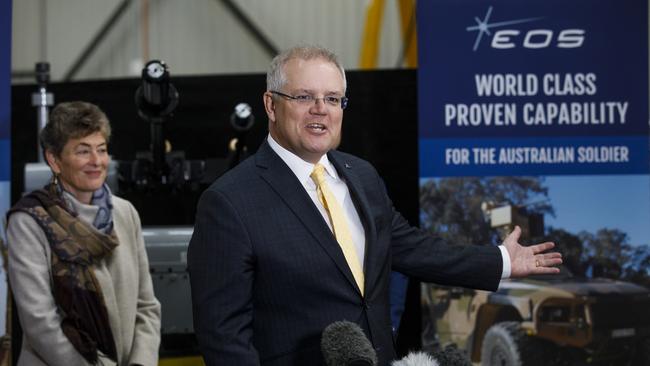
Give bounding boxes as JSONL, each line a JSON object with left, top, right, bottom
{"left": 321, "top": 321, "right": 377, "bottom": 366}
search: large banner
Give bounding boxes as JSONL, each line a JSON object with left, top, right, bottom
{"left": 417, "top": 1, "right": 650, "bottom": 364}
{"left": 418, "top": 0, "right": 648, "bottom": 177}
{"left": 0, "top": 0, "right": 11, "bottom": 335}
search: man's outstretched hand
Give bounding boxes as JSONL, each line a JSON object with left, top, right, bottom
{"left": 503, "top": 226, "right": 563, "bottom": 278}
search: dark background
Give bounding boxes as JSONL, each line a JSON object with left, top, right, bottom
{"left": 10, "top": 69, "right": 421, "bottom": 355}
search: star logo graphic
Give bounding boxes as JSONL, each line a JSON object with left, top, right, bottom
{"left": 466, "top": 6, "right": 544, "bottom": 51}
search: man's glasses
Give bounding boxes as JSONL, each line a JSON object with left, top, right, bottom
{"left": 270, "top": 90, "right": 349, "bottom": 109}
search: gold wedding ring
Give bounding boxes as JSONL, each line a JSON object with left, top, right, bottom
{"left": 535, "top": 259, "right": 540, "bottom": 267}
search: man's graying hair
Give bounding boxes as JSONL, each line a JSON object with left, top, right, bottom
{"left": 266, "top": 45, "right": 347, "bottom": 93}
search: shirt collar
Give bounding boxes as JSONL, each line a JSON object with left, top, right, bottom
{"left": 267, "top": 134, "right": 340, "bottom": 186}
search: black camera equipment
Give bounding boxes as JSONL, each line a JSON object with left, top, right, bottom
{"left": 134, "top": 60, "right": 179, "bottom": 179}
{"left": 120, "top": 60, "right": 256, "bottom": 227}
{"left": 117, "top": 60, "right": 203, "bottom": 227}
{"left": 227, "top": 102, "right": 255, "bottom": 169}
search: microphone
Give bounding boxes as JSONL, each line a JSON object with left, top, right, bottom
{"left": 321, "top": 321, "right": 377, "bottom": 366}
{"left": 391, "top": 352, "right": 438, "bottom": 366}
{"left": 391, "top": 345, "right": 471, "bottom": 366}
{"left": 430, "top": 345, "right": 472, "bottom": 366}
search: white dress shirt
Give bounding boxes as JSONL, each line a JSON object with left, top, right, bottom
{"left": 266, "top": 135, "right": 511, "bottom": 279}
{"left": 268, "top": 135, "right": 366, "bottom": 270}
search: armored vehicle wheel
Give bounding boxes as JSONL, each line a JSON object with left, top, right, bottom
{"left": 480, "top": 322, "right": 541, "bottom": 366}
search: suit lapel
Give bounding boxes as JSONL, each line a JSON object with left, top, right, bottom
{"left": 255, "top": 142, "right": 362, "bottom": 295}
{"left": 328, "top": 151, "right": 380, "bottom": 295}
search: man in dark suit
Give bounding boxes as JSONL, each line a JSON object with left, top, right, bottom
{"left": 187, "top": 45, "right": 562, "bottom": 366}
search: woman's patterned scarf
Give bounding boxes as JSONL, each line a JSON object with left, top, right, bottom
{"left": 9, "top": 182, "right": 118, "bottom": 364}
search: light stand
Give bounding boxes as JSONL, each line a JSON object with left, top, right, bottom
{"left": 30, "top": 62, "right": 53, "bottom": 162}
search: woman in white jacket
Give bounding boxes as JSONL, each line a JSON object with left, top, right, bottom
{"left": 7, "top": 101, "right": 161, "bottom": 366}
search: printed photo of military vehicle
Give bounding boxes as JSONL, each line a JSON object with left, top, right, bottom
{"left": 418, "top": 177, "right": 650, "bottom": 365}
{"left": 422, "top": 268, "right": 650, "bottom": 365}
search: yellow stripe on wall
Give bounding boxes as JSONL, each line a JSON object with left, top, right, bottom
{"left": 397, "top": 0, "right": 418, "bottom": 68}
{"left": 359, "top": 0, "right": 386, "bottom": 69}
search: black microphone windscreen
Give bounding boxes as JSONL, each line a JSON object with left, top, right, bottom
{"left": 321, "top": 321, "right": 377, "bottom": 366}
{"left": 431, "top": 345, "right": 472, "bottom": 366}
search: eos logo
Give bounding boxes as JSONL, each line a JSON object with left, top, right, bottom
{"left": 492, "top": 29, "right": 585, "bottom": 49}
{"left": 466, "top": 6, "right": 585, "bottom": 51}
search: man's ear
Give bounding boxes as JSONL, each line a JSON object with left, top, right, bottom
{"left": 263, "top": 92, "right": 276, "bottom": 123}
{"left": 45, "top": 150, "right": 61, "bottom": 175}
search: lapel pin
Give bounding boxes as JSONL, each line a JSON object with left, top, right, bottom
{"left": 345, "top": 163, "right": 351, "bottom": 169}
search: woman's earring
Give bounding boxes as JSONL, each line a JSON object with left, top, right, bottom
{"left": 51, "top": 174, "right": 59, "bottom": 186}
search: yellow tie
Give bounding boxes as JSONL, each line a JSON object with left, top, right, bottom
{"left": 310, "top": 164, "right": 364, "bottom": 295}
